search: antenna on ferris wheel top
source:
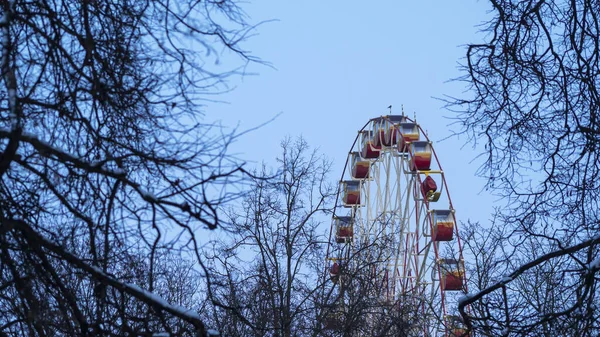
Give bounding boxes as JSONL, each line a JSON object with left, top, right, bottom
{"left": 387, "top": 105, "right": 392, "bottom": 115}
{"left": 401, "top": 105, "right": 405, "bottom": 117}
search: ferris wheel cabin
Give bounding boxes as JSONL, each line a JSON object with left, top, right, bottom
{"left": 372, "top": 115, "right": 407, "bottom": 146}
{"left": 421, "top": 175, "right": 442, "bottom": 202}
{"left": 398, "top": 122, "right": 419, "bottom": 152}
{"left": 446, "top": 316, "right": 470, "bottom": 337}
{"left": 410, "top": 141, "right": 433, "bottom": 171}
{"left": 351, "top": 152, "right": 370, "bottom": 179}
{"left": 431, "top": 209, "right": 455, "bottom": 242}
{"left": 334, "top": 216, "right": 354, "bottom": 243}
{"left": 323, "top": 305, "right": 344, "bottom": 331}
{"left": 341, "top": 180, "right": 360, "bottom": 206}
{"left": 329, "top": 261, "right": 342, "bottom": 283}
{"left": 360, "top": 131, "right": 381, "bottom": 159}
{"left": 440, "top": 258, "right": 465, "bottom": 291}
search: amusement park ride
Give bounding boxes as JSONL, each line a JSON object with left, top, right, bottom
{"left": 323, "top": 111, "right": 469, "bottom": 336}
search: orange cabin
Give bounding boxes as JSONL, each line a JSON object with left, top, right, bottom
{"left": 341, "top": 181, "right": 360, "bottom": 206}
{"left": 432, "top": 210, "right": 454, "bottom": 241}
{"left": 334, "top": 216, "right": 354, "bottom": 243}
{"left": 351, "top": 152, "right": 370, "bottom": 179}
{"left": 398, "top": 123, "right": 419, "bottom": 152}
{"left": 410, "top": 141, "right": 432, "bottom": 171}
{"left": 361, "top": 131, "right": 381, "bottom": 159}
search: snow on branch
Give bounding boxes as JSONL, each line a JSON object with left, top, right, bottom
{"left": 459, "top": 235, "right": 600, "bottom": 330}
{"left": 7, "top": 217, "right": 208, "bottom": 336}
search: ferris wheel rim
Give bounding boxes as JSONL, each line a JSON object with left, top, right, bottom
{"left": 323, "top": 113, "right": 469, "bottom": 337}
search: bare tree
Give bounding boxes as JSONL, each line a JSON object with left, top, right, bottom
{"left": 0, "top": 0, "right": 258, "bottom": 336}
{"left": 205, "top": 137, "right": 336, "bottom": 337}
{"left": 460, "top": 220, "right": 596, "bottom": 336}
{"left": 203, "top": 139, "right": 427, "bottom": 337}
{"left": 448, "top": 0, "right": 600, "bottom": 335}
{"left": 321, "top": 239, "right": 427, "bottom": 337}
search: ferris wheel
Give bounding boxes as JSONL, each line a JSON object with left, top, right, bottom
{"left": 323, "top": 112, "right": 469, "bottom": 337}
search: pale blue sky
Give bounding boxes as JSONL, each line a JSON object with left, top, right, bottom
{"left": 207, "top": 1, "right": 497, "bottom": 225}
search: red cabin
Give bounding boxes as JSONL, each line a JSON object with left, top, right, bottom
{"left": 421, "top": 175, "right": 440, "bottom": 201}
{"left": 334, "top": 216, "right": 354, "bottom": 243}
{"left": 440, "top": 259, "right": 464, "bottom": 291}
{"left": 443, "top": 271, "right": 463, "bottom": 291}
{"left": 410, "top": 141, "right": 432, "bottom": 171}
{"left": 432, "top": 209, "right": 454, "bottom": 242}
{"left": 398, "top": 123, "right": 419, "bottom": 152}
{"left": 361, "top": 131, "right": 381, "bottom": 159}
{"left": 330, "top": 262, "right": 341, "bottom": 283}
{"left": 351, "top": 152, "right": 370, "bottom": 179}
{"left": 341, "top": 181, "right": 360, "bottom": 206}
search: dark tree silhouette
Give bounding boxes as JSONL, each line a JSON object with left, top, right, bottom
{"left": 206, "top": 138, "right": 336, "bottom": 337}
{"left": 320, "top": 239, "right": 428, "bottom": 337}
{"left": 0, "top": 0, "right": 258, "bottom": 336}
{"left": 449, "top": 0, "right": 600, "bottom": 335}
{"left": 204, "top": 138, "right": 424, "bottom": 337}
